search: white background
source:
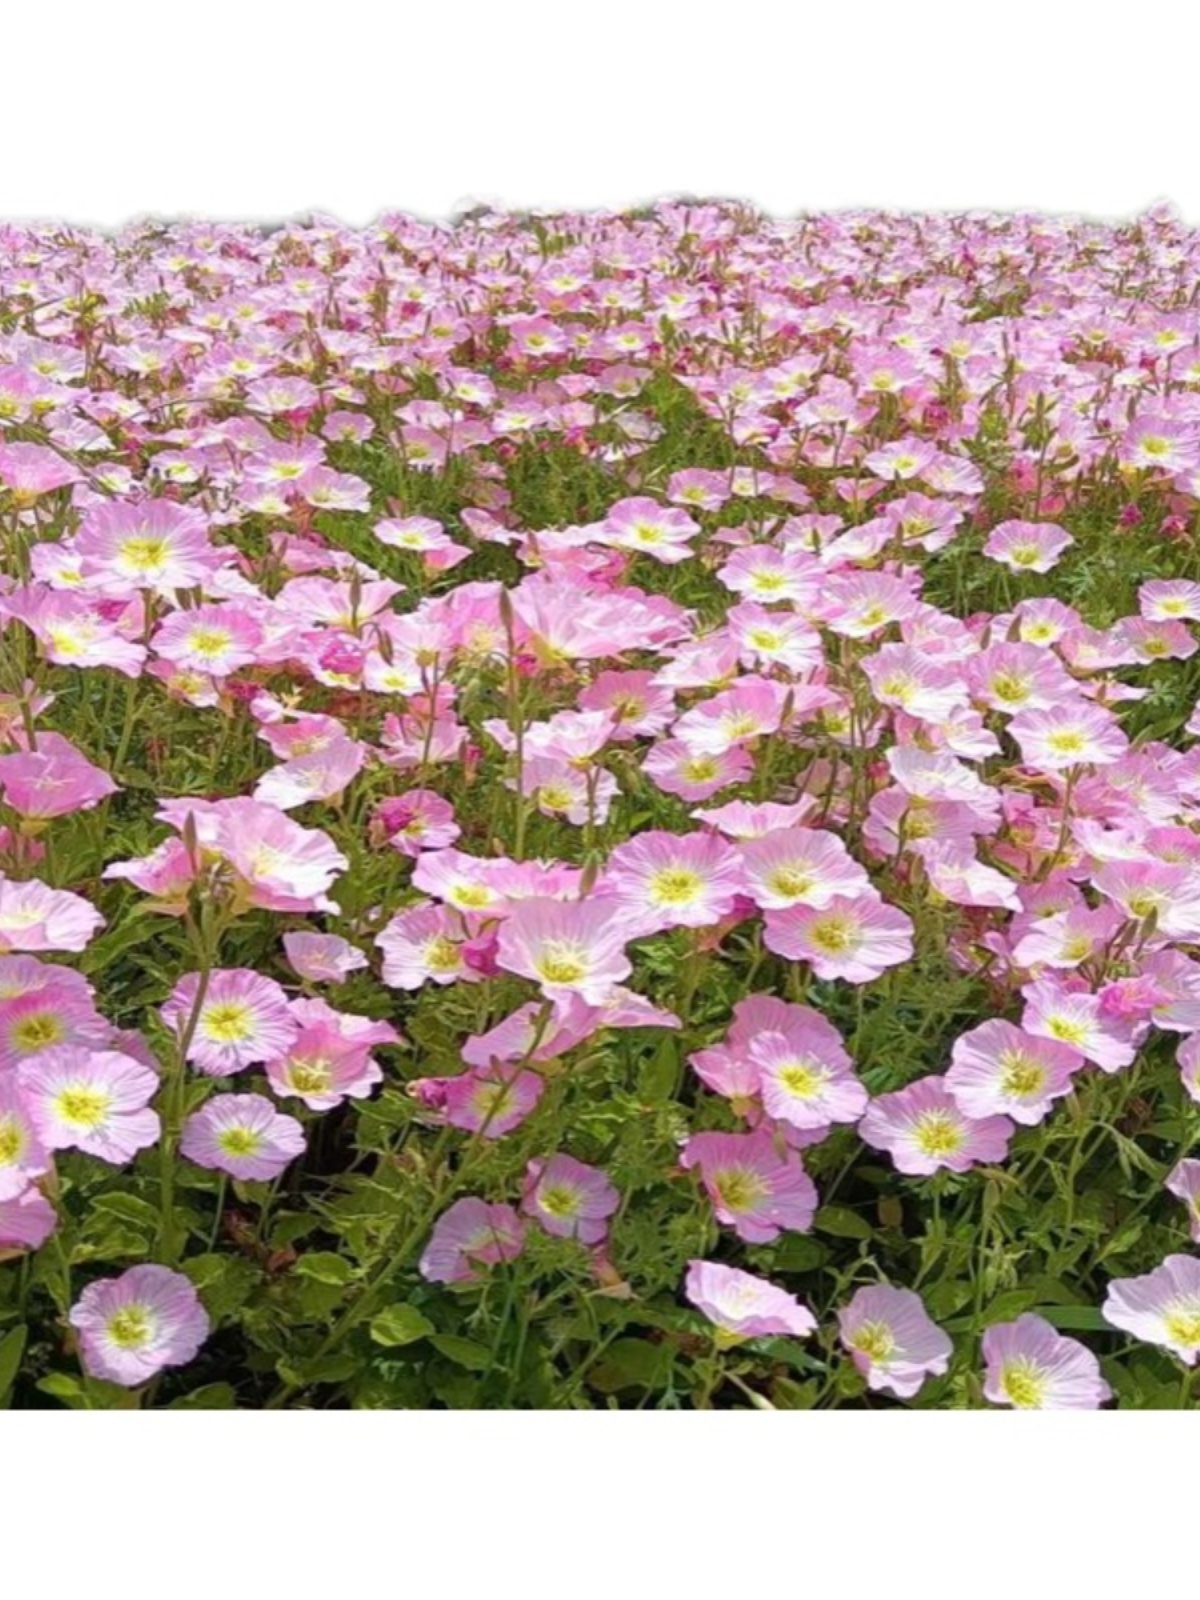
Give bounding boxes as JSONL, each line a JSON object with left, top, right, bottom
{"left": 4, "top": 2, "right": 1197, "bottom": 1593}
{"left": 5, "top": 0, "right": 1200, "bottom": 226}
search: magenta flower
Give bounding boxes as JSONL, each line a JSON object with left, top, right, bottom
{"left": 859, "top": 1075, "right": 1014, "bottom": 1176}
{"left": 521, "top": 1154, "right": 619, "bottom": 1244}
{"left": 162, "top": 968, "right": 297, "bottom": 1077}
{"left": 68, "top": 1264, "right": 210, "bottom": 1387}
{"left": 681, "top": 1129, "right": 817, "bottom": 1243}
{"left": 838, "top": 1284, "right": 952, "bottom": 1399}
{"left": 180, "top": 1093, "right": 306, "bottom": 1181}
{"left": 19, "top": 1047, "right": 160, "bottom": 1163}
{"left": 982, "top": 1314, "right": 1112, "bottom": 1410}
{"left": 685, "top": 1260, "right": 817, "bottom": 1343}
{"left": 419, "top": 1196, "right": 526, "bottom": 1285}
{"left": 1103, "top": 1255, "right": 1200, "bottom": 1364}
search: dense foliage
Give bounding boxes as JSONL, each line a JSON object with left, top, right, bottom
{"left": 2, "top": 200, "right": 1200, "bottom": 1409}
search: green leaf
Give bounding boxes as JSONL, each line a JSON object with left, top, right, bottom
{"left": 587, "top": 1337, "right": 669, "bottom": 1394}
{"left": 291, "top": 1252, "right": 357, "bottom": 1287}
{"left": 1035, "top": 1304, "right": 1110, "bottom": 1333}
{"left": 370, "top": 1304, "right": 436, "bottom": 1348}
{"left": 169, "top": 1383, "right": 237, "bottom": 1409}
{"left": 814, "top": 1205, "right": 874, "bottom": 1241}
{"left": 428, "top": 1334, "right": 493, "bottom": 1372}
{"left": 91, "top": 1192, "right": 161, "bottom": 1232}
{"left": 0, "top": 1326, "right": 27, "bottom": 1404}
{"left": 36, "top": 1372, "right": 89, "bottom": 1408}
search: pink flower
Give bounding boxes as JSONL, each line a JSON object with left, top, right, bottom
{"left": 19, "top": 1047, "right": 160, "bottom": 1163}
{"left": 764, "top": 892, "right": 914, "bottom": 983}
{"left": 0, "top": 1076, "right": 49, "bottom": 1200}
{"left": 685, "top": 1260, "right": 817, "bottom": 1343}
{"left": 160, "top": 797, "right": 348, "bottom": 914}
{"left": 0, "top": 732, "right": 118, "bottom": 818}
{"left": 599, "top": 829, "right": 746, "bottom": 934}
{"left": 983, "top": 1313, "right": 1111, "bottom": 1409}
{"left": 180, "top": 1092, "right": 306, "bottom": 1180}
{"left": 838, "top": 1284, "right": 952, "bottom": 1398}
{"left": 161, "top": 968, "right": 297, "bottom": 1077}
{"left": 264, "top": 998, "right": 397, "bottom": 1109}
{"left": 602, "top": 496, "right": 699, "bottom": 564}
{"left": 282, "top": 932, "right": 368, "bottom": 985}
{"left": 681, "top": 1129, "right": 817, "bottom": 1243}
{"left": 372, "top": 790, "right": 460, "bottom": 856}
{"left": 1009, "top": 701, "right": 1128, "bottom": 771}
{"left": 749, "top": 1015, "right": 867, "bottom": 1131}
{"left": 1021, "top": 977, "right": 1138, "bottom": 1073}
{"left": 68, "top": 1264, "right": 210, "bottom": 1387}
{"left": 75, "top": 500, "right": 217, "bottom": 594}
{"left": 438, "top": 1065, "right": 545, "bottom": 1138}
{"left": 859, "top": 1075, "right": 1014, "bottom": 1175}
{"left": 983, "top": 519, "right": 1074, "bottom": 574}
{"left": 1165, "top": 1159, "right": 1200, "bottom": 1244}
{"left": 521, "top": 1154, "right": 619, "bottom": 1244}
{"left": 739, "top": 827, "right": 870, "bottom": 910}
{"left": 496, "top": 897, "right": 632, "bottom": 1007}
{"left": 945, "top": 1020, "right": 1083, "bottom": 1125}
{"left": 642, "top": 740, "right": 754, "bottom": 802}
{"left": 1103, "top": 1254, "right": 1200, "bottom": 1364}
{"left": 0, "top": 1184, "right": 57, "bottom": 1252}
{"left": 0, "top": 877, "right": 105, "bottom": 954}
{"left": 418, "top": 1196, "right": 526, "bottom": 1285}
{"left": 376, "top": 902, "right": 482, "bottom": 990}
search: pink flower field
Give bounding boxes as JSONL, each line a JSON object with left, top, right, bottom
{"left": 5, "top": 199, "right": 1200, "bottom": 1410}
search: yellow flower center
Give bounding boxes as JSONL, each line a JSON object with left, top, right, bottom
{"left": 852, "top": 1320, "right": 896, "bottom": 1361}
{"left": 538, "top": 1183, "right": 581, "bottom": 1218}
{"left": 536, "top": 944, "right": 588, "bottom": 985}
{"left": 55, "top": 1086, "right": 112, "bottom": 1129}
{"left": 425, "top": 936, "right": 462, "bottom": 974}
{"left": 217, "top": 1126, "right": 262, "bottom": 1157}
{"left": 809, "top": 914, "right": 856, "bottom": 954}
{"left": 12, "top": 1011, "right": 64, "bottom": 1050}
{"left": 1002, "top": 1358, "right": 1047, "bottom": 1408}
{"left": 187, "top": 628, "right": 233, "bottom": 659}
{"left": 202, "top": 1001, "right": 256, "bottom": 1044}
{"left": 1164, "top": 1305, "right": 1200, "bottom": 1348}
{"left": 107, "top": 1304, "right": 154, "bottom": 1350}
{"left": 777, "top": 1060, "right": 825, "bottom": 1100}
{"left": 649, "top": 867, "right": 703, "bottom": 906}
{"left": 289, "top": 1058, "right": 333, "bottom": 1093}
{"left": 999, "top": 1052, "right": 1047, "bottom": 1098}
{"left": 712, "top": 1165, "right": 769, "bottom": 1213}
{"left": 913, "top": 1111, "right": 964, "bottom": 1157}
{"left": 119, "top": 536, "right": 169, "bottom": 573}
{"left": 0, "top": 1115, "right": 27, "bottom": 1165}
{"left": 769, "top": 867, "right": 814, "bottom": 899}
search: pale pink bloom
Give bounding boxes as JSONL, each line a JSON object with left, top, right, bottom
{"left": 177, "top": 797, "right": 347, "bottom": 914}
{"left": 692, "top": 799, "right": 816, "bottom": 839}
{"left": 372, "top": 790, "right": 460, "bottom": 856}
{"left": 419, "top": 1196, "right": 526, "bottom": 1284}
{"left": 69, "top": 1264, "right": 209, "bottom": 1387}
{"left": 750, "top": 1022, "right": 868, "bottom": 1130}
{"left": 411, "top": 848, "right": 514, "bottom": 920}
{"left": 161, "top": 968, "right": 297, "bottom": 1077}
{"left": 1139, "top": 579, "right": 1200, "bottom": 622}
{"left": 578, "top": 669, "right": 676, "bottom": 741}
{"left": 0, "top": 877, "right": 104, "bottom": 954}
{"left": 764, "top": 892, "right": 914, "bottom": 984}
{"left": 4, "top": 588, "right": 147, "bottom": 678}
{"left": 1011, "top": 905, "right": 1123, "bottom": 971}
{"left": 1092, "top": 859, "right": 1200, "bottom": 939}
{"left": 180, "top": 1092, "right": 306, "bottom": 1180}
{"left": 376, "top": 902, "right": 480, "bottom": 990}
{"left": 153, "top": 602, "right": 264, "bottom": 676}
{"left": 496, "top": 898, "right": 632, "bottom": 1007}
{"left": 1009, "top": 701, "right": 1129, "bottom": 771}
{"left": 75, "top": 500, "right": 216, "bottom": 594}
{"left": 0, "top": 732, "right": 118, "bottom": 818}
{"left": 859, "top": 1075, "right": 1014, "bottom": 1175}
{"left": 672, "top": 678, "right": 792, "bottom": 755}
{"left": 0, "top": 977, "right": 109, "bottom": 1072}
{"left": 0, "top": 1076, "right": 49, "bottom": 1200}
{"left": 522, "top": 1154, "right": 619, "bottom": 1244}
{"left": 265, "top": 997, "right": 397, "bottom": 1109}
{"left": 102, "top": 837, "right": 196, "bottom": 908}
{"left": 1120, "top": 414, "right": 1200, "bottom": 473}
{"left": 983, "top": 519, "right": 1074, "bottom": 574}
{"left": 1021, "top": 977, "right": 1138, "bottom": 1073}
{"left": 1166, "top": 1158, "right": 1200, "bottom": 1244}
{"left": 1120, "top": 616, "right": 1197, "bottom": 664}
{"left": 642, "top": 739, "right": 754, "bottom": 802}
{"left": 685, "top": 1260, "right": 817, "bottom": 1342}
{"left": 915, "top": 841, "right": 1022, "bottom": 912}
{"left": 966, "top": 642, "right": 1077, "bottom": 715}
{"left": 19, "top": 1047, "right": 160, "bottom": 1163}
{"left": 820, "top": 572, "right": 920, "bottom": 638}
{"left": 863, "top": 436, "right": 939, "bottom": 481}
{"left": 1103, "top": 1254, "right": 1200, "bottom": 1364}
{"left": 0, "top": 1184, "right": 57, "bottom": 1251}
{"left": 982, "top": 1314, "right": 1111, "bottom": 1409}
{"left": 1178, "top": 1035, "right": 1200, "bottom": 1103}
{"left": 602, "top": 496, "right": 699, "bottom": 563}
{"left": 945, "top": 1020, "right": 1083, "bottom": 1125}
{"left": 282, "top": 932, "right": 368, "bottom": 985}
{"left": 862, "top": 643, "right": 967, "bottom": 722}
{"left": 434, "top": 1065, "right": 544, "bottom": 1138}
{"left": 719, "top": 546, "right": 823, "bottom": 606}
{"left": 681, "top": 1129, "right": 817, "bottom": 1243}
{"left": 374, "top": 515, "right": 469, "bottom": 570}
{"left": 838, "top": 1284, "right": 952, "bottom": 1399}
{"left": 599, "top": 829, "right": 746, "bottom": 935}
{"left": 254, "top": 735, "right": 366, "bottom": 810}
{"left": 739, "top": 827, "right": 869, "bottom": 910}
